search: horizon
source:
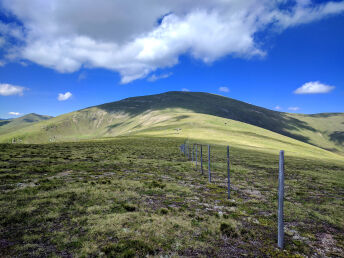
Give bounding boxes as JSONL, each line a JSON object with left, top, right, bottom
{"left": 2, "top": 90, "right": 344, "bottom": 119}
{"left": 1, "top": 1, "right": 344, "bottom": 118}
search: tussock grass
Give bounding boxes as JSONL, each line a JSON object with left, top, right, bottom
{"left": 0, "top": 137, "right": 343, "bottom": 256}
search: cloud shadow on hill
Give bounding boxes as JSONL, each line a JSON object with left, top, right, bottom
{"left": 97, "top": 91, "right": 318, "bottom": 145}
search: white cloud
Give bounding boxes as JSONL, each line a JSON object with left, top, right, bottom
{"left": 147, "top": 72, "right": 172, "bottom": 82}
{"left": 0, "top": 21, "right": 25, "bottom": 41}
{"left": 275, "top": 105, "right": 281, "bottom": 110}
{"left": 57, "top": 92, "right": 72, "bottom": 101}
{"left": 219, "top": 86, "right": 230, "bottom": 93}
{"left": 1, "top": 1, "right": 344, "bottom": 83}
{"left": 274, "top": 1, "right": 344, "bottom": 28}
{"left": 288, "top": 107, "right": 300, "bottom": 111}
{"left": 181, "top": 88, "right": 190, "bottom": 92}
{"left": 8, "top": 112, "right": 21, "bottom": 116}
{"left": 294, "top": 81, "right": 335, "bottom": 94}
{"left": 0, "top": 83, "right": 25, "bottom": 96}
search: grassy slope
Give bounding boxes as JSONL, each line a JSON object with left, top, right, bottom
{"left": 1, "top": 137, "right": 343, "bottom": 257}
{"left": 0, "top": 107, "right": 341, "bottom": 161}
{"left": 0, "top": 113, "right": 52, "bottom": 136}
{"left": 287, "top": 113, "right": 344, "bottom": 153}
{"left": 0, "top": 92, "right": 342, "bottom": 158}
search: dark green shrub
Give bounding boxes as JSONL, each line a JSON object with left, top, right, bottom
{"left": 159, "top": 208, "right": 168, "bottom": 215}
{"left": 123, "top": 204, "right": 136, "bottom": 212}
{"left": 220, "top": 223, "right": 238, "bottom": 238}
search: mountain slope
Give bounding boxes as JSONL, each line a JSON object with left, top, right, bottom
{"left": 94, "top": 91, "right": 344, "bottom": 153}
{"left": 0, "top": 118, "right": 13, "bottom": 127}
{"left": 287, "top": 113, "right": 344, "bottom": 153}
{"left": 0, "top": 113, "right": 53, "bottom": 136}
{"left": 0, "top": 91, "right": 342, "bottom": 157}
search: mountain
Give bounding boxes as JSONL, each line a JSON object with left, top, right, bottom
{"left": 0, "top": 113, "right": 53, "bottom": 136}
{"left": 0, "top": 118, "right": 13, "bottom": 127}
{"left": 0, "top": 92, "right": 342, "bottom": 158}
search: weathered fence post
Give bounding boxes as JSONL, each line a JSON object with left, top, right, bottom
{"left": 227, "top": 146, "right": 230, "bottom": 199}
{"left": 208, "top": 145, "right": 211, "bottom": 182}
{"left": 201, "top": 145, "right": 203, "bottom": 175}
{"left": 278, "top": 150, "right": 285, "bottom": 249}
{"left": 195, "top": 144, "right": 198, "bottom": 168}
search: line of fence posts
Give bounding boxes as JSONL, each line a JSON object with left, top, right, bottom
{"left": 179, "top": 142, "right": 285, "bottom": 250}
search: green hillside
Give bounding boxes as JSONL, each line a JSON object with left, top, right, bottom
{"left": 0, "top": 92, "right": 342, "bottom": 159}
{"left": 287, "top": 113, "right": 344, "bottom": 153}
{"left": 0, "top": 118, "right": 13, "bottom": 127}
{"left": 0, "top": 113, "right": 53, "bottom": 136}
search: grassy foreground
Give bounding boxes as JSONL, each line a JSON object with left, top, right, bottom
{"left": 0, "top": 137, "right": 343, "bottom": 257}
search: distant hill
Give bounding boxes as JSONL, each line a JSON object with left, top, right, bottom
{"left": 0, "top": 118, "right": 13, "bottom": 127}
{"left": 0, "top": 92, "right": 342, "bottom": 158}
{"left": 0, "top": 113, "right": 53, "bottom": 136}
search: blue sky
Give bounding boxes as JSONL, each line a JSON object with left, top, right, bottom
{"left": 0, "top": 0, "right": 343, "bottom": 118}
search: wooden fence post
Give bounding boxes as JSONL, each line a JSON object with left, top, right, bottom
{"left": 208, "top": 145, "right": 211, "bottom": 182}
{"left": 227, "top": 146, "right": 230, "bottom": 199}
{"left": 278, "top": 150, "right": 285, "bottom": 249}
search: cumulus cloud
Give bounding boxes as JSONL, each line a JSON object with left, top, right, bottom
{"left": 219, "top": 86, "right": 230, "bottom": 93}
{"left": 57, "top": 92, "right": 72, "bottom": 101}
{"left": 294, "top": 81, "right": 335, "bottom": 94}
{"left": 181, "top": 88, "right": 190, "bottom": 92}
{"left": 275, "top": 105, "right": 281, "bottom": 110}
{"left": 147, "top": 72, "right": 172, "bottom": 82}
{"left": 8, "top": 112, "right": 21, "bottom": 116}
{"left": 288, "top": 107, "right": 300, "bottom": 111}
{"left": 0, "top": 21, "right": 25, "bottom": 41}
{"left": 0, "top": 83, "right": 25, "bottom": 96}
{"left": 1, "top": 0, "right": 344, "bottom": 83}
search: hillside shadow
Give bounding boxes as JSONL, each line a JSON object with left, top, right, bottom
{"left": 329, "top": 132, "right": 344, "bottom": 145}
{"left": 309, "top": 113, "right": 340, "bottom": 118}
{"left": 97, "top": 91, "right": 316, "bottom": 144}
{"left": 23, "top": 118, "right": 38, "bottom": 123}
{"left": 0, "top": 120, "right": 11, "bottom": 127}
{"left": 106, "top": 122, "right": 125, "bottom": 133}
